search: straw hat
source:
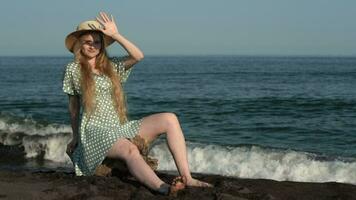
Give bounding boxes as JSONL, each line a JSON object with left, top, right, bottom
{"left": 65, "top": 20, "right": 114, "bottom": 53}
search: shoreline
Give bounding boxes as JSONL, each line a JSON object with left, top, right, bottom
{"left": 1, "top": 169, "right": 356, "bottom": 200}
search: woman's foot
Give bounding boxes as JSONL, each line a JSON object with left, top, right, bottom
{"left": 186, "top": 178, "right": 213, "bottom": 187}
{"left": 169, "top": 176, "right": 186, "bottom": 196}
{"left": 156, "top": 176, "right": 186, "bottom": 196}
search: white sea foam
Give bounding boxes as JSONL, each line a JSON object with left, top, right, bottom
{"left": 0, "top": 116, "right": 72, "bottom": 164}
{"left": 21, "top": 133, "right": 72, "bottom": 163}
{"left": 150, "top": 142, "right": 356, "bottom": 185}
{"left": 0, "top": 116, "right": 71, "bottom": 138}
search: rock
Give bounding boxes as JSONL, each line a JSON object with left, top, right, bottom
{"left": 1, "top": 170, "right": 356, "bottom": 200}
{"left": 216, "top": 193, "right": 248, "bottom": 200}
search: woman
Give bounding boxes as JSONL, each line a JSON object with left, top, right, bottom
{"left": 63, "top": 12, "right": 212, "bottom": 195}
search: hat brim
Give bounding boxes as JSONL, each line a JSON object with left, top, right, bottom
{"left": 65, "top": 30, "right": 114, "bottom": 53}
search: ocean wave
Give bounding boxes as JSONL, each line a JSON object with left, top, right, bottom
{"left": 151, "top": 142, "right": 356, "bottom": 185}
{"left": 0, "top": 114, "right": 72, "bottom": 163}
{"left": 0, "top": 113, "right": 70, "bottom": 138}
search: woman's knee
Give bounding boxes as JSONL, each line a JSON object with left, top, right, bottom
{"left": 107, "top": 139, "right": 140, "bottom": 160}
{"left": 137, "top": 112, "right": 180, "bottom": 142}
{"left": 127, "top": 142, "right": 140, "bottom": 157}
{"left": 161, "top": 112, "right": 179, "bottom": 127}
{"left": 119, "top": 142, "right": 140, "bottom": 162}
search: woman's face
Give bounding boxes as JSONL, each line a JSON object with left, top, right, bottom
{"left": 79, "top": 33, "right": 102, "bottom": 59}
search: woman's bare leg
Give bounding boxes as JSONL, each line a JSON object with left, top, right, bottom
{"left": 106, "top": 138, "right": 186, "bottom": 194}
{"left": 106, "top": 138, "right": 166, "bottom": 190}
{"left": 138, "top": 112, "right": 212, "bottom": 187}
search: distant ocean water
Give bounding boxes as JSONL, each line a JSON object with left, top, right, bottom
{"left": 0, "top": 56, "right": 355, "bottom": 184}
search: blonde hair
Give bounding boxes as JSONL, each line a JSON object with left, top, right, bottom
{"left": 73, "top": 31, "right": 128, "bottom": 124}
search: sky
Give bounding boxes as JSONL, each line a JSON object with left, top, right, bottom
{"left": 0, "top": 0, "right": 355, "bottom": 56}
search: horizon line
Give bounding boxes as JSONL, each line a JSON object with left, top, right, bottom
{"left": 0, "top": 54, "right": 355, "bottom": 58}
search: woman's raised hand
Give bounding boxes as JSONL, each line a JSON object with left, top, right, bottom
{"left": 96, "top": 12, "right": 119, "bottom": 37}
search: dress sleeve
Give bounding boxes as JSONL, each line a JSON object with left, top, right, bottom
{"left": 62, "top": 63, "right": 77, "bottom": 95}
{"left": 110, "top": 56, "right": 133, "bottom": 83}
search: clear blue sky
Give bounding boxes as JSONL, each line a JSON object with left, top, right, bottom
{"left": 1, "top": 0, "right": 355, "bottom": 56}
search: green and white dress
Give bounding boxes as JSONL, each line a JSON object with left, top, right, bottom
{"left": 62, "top": 57, "right": 143, "bottom": 176}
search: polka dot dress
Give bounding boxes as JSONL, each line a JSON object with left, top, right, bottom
{"left": 62, "top": 57, "right": 143, "bottom": 176}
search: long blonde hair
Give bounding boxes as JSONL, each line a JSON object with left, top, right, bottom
{"left": 73, "top": 31, "right": 128, "bottom": 124}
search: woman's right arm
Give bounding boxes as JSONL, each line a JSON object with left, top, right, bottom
{"left": 66, "top": 94, "right": 80, "bottom": 155}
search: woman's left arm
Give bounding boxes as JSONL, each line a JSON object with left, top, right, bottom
{"left": 96, "top": 12, "right": 144, "bottom": 69}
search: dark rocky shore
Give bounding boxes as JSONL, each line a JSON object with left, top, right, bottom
{"left": 0, "top": 168, "right": 356, "bottom": 200}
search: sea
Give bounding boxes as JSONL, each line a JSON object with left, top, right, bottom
{"left": 0, "top": 56, "right": 355, "bottom": 184}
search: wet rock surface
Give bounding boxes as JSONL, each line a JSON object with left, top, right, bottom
{"left": 0, "top": 169, "right": 355, "bottom": 200}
